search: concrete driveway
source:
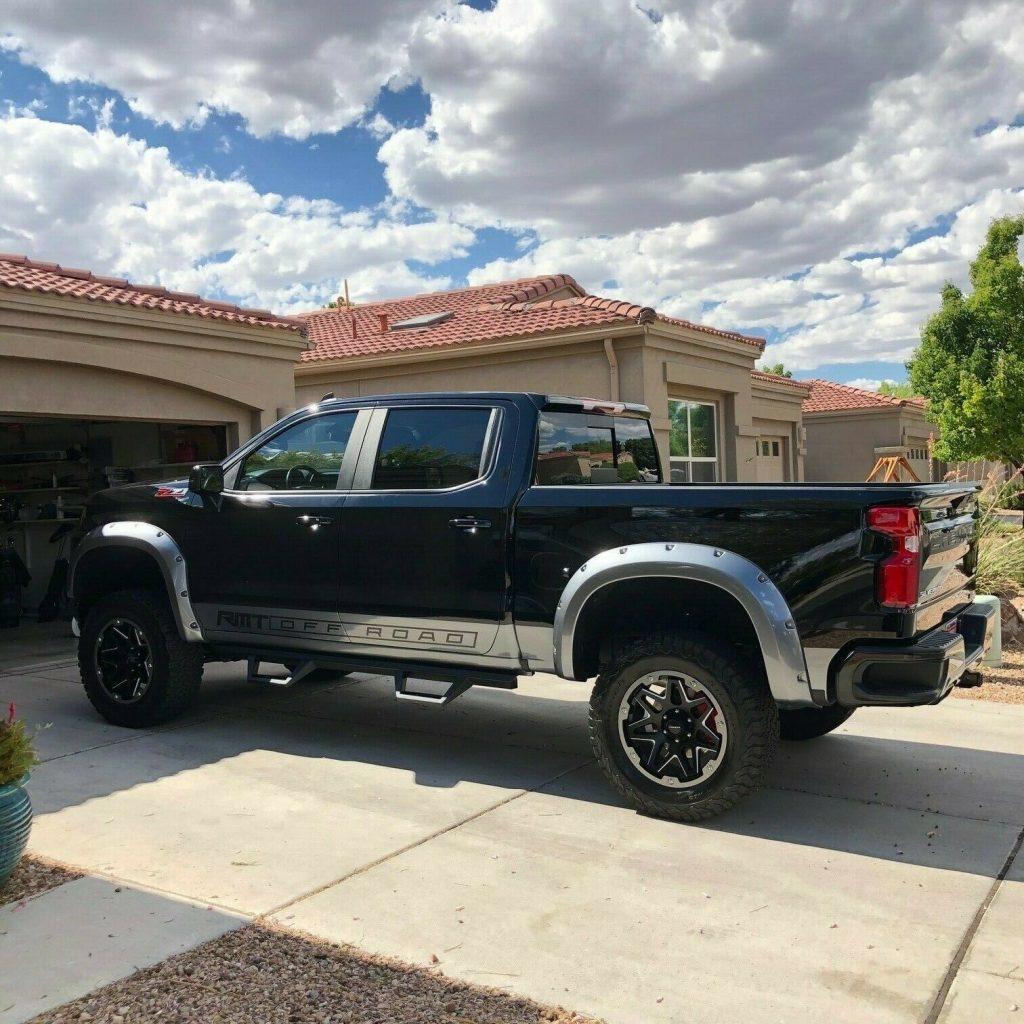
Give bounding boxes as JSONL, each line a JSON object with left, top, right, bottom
{"left": 3, "top": 658, "right": 1023, "bottom": 1024}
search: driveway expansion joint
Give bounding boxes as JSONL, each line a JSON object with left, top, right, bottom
{"left": 924, "top": 824, "right": 1024, "bottom": 1024}
{"left": 259, "top": 757, "right": 596, "bottom": 922}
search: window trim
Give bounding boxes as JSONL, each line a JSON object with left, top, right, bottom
{"left": 668, "top": 398, "right": 720, "bottom": 482}
{"left": 223, "top": 408, "right": 369, "bottom": 495}
{"left": 352, "top": 404, "right": 503, "bottom": 494}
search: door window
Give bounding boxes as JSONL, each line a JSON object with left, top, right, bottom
{"left": 535, "top": 412, "right": 661, "bottom": 484}
{"left": 371, "top": 407, "right": 493, "bottom": 490}
{"left": 668, "top": 400, "right": 719, "bottom": 482}
{"left": 237, "top": 412, "right": 356, "bottom": 491}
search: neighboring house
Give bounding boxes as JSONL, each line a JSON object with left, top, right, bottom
{"left": 0, "top": 252, "right": 307, "bottom": 607}
{"left": 802, "top": 379, "right": 936, "bottom": 482}
{"left": 296, "top": 274, "right": 809, "bottom": 482}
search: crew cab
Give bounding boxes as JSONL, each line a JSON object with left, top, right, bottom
{"left": 68, "top": 392, "right": 995, "bottom": 821}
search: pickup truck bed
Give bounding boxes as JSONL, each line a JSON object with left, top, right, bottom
{"left": 68, "top": 391, "right": 995, "bottom": 822}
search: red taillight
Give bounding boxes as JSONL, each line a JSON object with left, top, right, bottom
{"left": 867, "top": 506, "right": 922, "bottom": 608}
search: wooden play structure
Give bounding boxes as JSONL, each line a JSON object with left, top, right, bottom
{"left": 866, "top": 454, "right": 921, "bottom": 483}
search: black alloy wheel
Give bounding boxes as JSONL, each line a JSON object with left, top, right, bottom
{"left": 618, "top": 671, "right": 728, "bottom": 788}
{"left": 93, "top": 617, "right": 154, "bottom": 704}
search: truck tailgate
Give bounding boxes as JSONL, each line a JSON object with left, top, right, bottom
{"left": 917, "top": 486, "right": 978, "bottom": 630}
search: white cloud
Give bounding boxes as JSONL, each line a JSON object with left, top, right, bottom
{"left": 0, "top": 116, "right": 473, "bottom": 312}
{"left": 845, "top": 379, "right": 883, "bottom": 391}
{"left": 3, "top": 0, "right": 1024, "bottom": 374}
{"left": 1, "top": 0, "right": 449, "bottom": 139}
{"left": 389, "top": 0, "right": 1024, "bottom": 369}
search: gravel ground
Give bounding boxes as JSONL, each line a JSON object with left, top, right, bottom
{"left": 29, "top": 923, "right": 600, "bottom": 1024}
{"left": 953, "top": 638, "right": 1024, "bottom": 704}
{"left": 1, "top": 854, "right": 81, "bottom": 907}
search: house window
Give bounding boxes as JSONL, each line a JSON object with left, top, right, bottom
{"left": 668, "top": 400, "right": 718, "bottom": 482}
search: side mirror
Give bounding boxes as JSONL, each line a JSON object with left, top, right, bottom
{"left": 189, "top": 462, "right": 224, "bottom": 495}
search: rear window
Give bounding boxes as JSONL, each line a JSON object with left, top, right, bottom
{"left": 372, "top": 407, "right": 493, "bottom": 490}
{"left": 535, "top": 412, "right": 661, "bottom": 485}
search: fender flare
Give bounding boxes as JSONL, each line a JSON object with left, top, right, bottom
{"left": 70, "top": 521, "right": 204, "bottom": 644}
{"left": 553, "top": 542, "right": 820, "bottom": 707}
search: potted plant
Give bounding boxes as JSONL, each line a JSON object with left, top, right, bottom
{"left": 0, "top": 703, "right": 37, "bottom": 889}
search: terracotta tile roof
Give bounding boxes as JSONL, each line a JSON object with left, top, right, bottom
{"left": 300, "top": 274, "right": 763, "bottom": 363}
{"left": 658, "top": 314, "right": 764, "bottom": 350}
{"left": 751, "top": 370, "right": 812, "bottom": 391}
{"left": 803, "top": 378, "right": 928, "bottom": 414}
{"left": 0, "top": 253, "right": 305, "bottom": 333}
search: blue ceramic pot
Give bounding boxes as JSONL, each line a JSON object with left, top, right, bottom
{"left": 0, "top": 774, "right": 31, "bottom": 889}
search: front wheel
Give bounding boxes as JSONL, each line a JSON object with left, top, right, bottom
{"left": 79, "top": 589, "right": 203, "bottom": 728}
{"left": 589, "top": 634, "right": 778, "bottom": 822}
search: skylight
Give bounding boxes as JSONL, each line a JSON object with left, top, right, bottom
{"left": 389, "top": 311, "right": 454, "bottom": 330}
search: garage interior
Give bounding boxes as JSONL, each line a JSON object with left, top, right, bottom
{"left": 1, "top": 414, "right": 229, "bottom": 631}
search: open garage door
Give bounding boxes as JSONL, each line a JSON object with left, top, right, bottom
{"left": 1, "top": 414, "right": 228, "bottom": 627}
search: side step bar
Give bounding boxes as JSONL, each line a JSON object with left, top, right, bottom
{"left": 224, "top": 645, "right": 521, "bottom": 704}
{"left": 246, "top": 658, "right": 318, "bottom": 688}
{"left": 395, "top": 676, "right": 472, "bottom": 706}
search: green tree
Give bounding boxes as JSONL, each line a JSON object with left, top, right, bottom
{"left": 909, "top": 215, "right": 1024, "bottom": 475}
{"left": 759, "top": 361, "right": 793, "bottom": 378}
{"left": 877, "top": 380, "right": 915, "bottom": 398}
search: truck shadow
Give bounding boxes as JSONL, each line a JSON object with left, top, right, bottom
{"left": 15, "top": 664, "right": 1024, "bottom": 879}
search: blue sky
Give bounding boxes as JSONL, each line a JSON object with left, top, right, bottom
{"left": 1, "top": 1, "right": 1022, "bottom": 386}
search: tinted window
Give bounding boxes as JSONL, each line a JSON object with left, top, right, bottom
{"left": 372, "top": 407, "right": 493, "bottom": 490}
{"left": 237, "top": 412, "right": 356, "bottom": 491}
{"left": 535, "top": 412, "right": 660, "bottom": 484}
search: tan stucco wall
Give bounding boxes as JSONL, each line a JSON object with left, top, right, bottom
{"left": 804, "top": 408, "right": 934, "bottom": 481}
{"left": 296, "top": 337, "right": 617, "bottom": 408}
{"left": 0, "top": 289, "right": 308, "bottom": 443}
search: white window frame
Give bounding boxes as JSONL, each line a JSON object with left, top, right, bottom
{"left": 667, "top": 399, "right": 719, "bottom": 482}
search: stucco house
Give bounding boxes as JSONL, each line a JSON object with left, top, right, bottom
{"left": 802, "top": 378, "right": 937, "bottom": 482}
{"left": 296, "top": 274, "right": 810, "bottom": 484}
{"left": 0, "top": 253, "right": 308, "bottom": 608}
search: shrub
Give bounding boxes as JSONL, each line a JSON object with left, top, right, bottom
{"left": 0, "top": 703, "right": 37, "bottom": 787}
{"left": 976, "top": 468, "right": 1024, "bottom": 596}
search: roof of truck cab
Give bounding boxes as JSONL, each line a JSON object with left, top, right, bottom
{"left": 313, "top": 392, "right": 651, "bottom": 417}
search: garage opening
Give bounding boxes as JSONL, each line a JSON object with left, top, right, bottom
{"left": 1, "top": 414, "right": 228, "bottom": 647}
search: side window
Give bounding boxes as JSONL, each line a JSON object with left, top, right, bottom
{"left": 371, "top": 407, "right": 493, "bottom": 490}
{"left": 237, "top": 412, "right": 356, "bottom": 491}
{"left": 535, "top": 412, "right": 661, "bottom": 484}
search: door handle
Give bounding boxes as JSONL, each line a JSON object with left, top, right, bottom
{"left": 448, "top": 516, "right": 492, "bottom": 531}
{"left": 296, "top": 515, "right": 333, "bottom": 530}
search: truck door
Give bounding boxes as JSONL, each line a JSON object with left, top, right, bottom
{"left": 186, "top": 409, "right": 362, "bottom": 630}
{"left": 335, "top": 401, "right": 515, "bottom": 660}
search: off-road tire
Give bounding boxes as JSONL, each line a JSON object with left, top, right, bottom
{"left": 80, "top": 588, "right": 203, "bottom": 727}
{"left": 589, "top": 634, "right": 778, "bottom": 822}
{"left": 779, "top": 705, "right": 855, "bottom": 741}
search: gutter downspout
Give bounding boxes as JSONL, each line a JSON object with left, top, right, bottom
{"left": 603, "top": 337, "right": 620, "bottom": 403}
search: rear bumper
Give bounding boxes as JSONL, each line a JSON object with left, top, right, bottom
{"left": 833, "top": 598, "right": 996, "bottom": 707}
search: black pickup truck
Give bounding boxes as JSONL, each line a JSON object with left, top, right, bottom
{"left": 69, "top": 392, "right": 995, "bottom": 821}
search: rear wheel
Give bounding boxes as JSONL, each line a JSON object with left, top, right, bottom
{"left": 589, "top": 634, "right": 778, "bottom": 822}
{"left": 79, "top": 589, "right": 203, "bottom": 727}
{"left": 779, "top": 705, "right": 855, "bottom": 741}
